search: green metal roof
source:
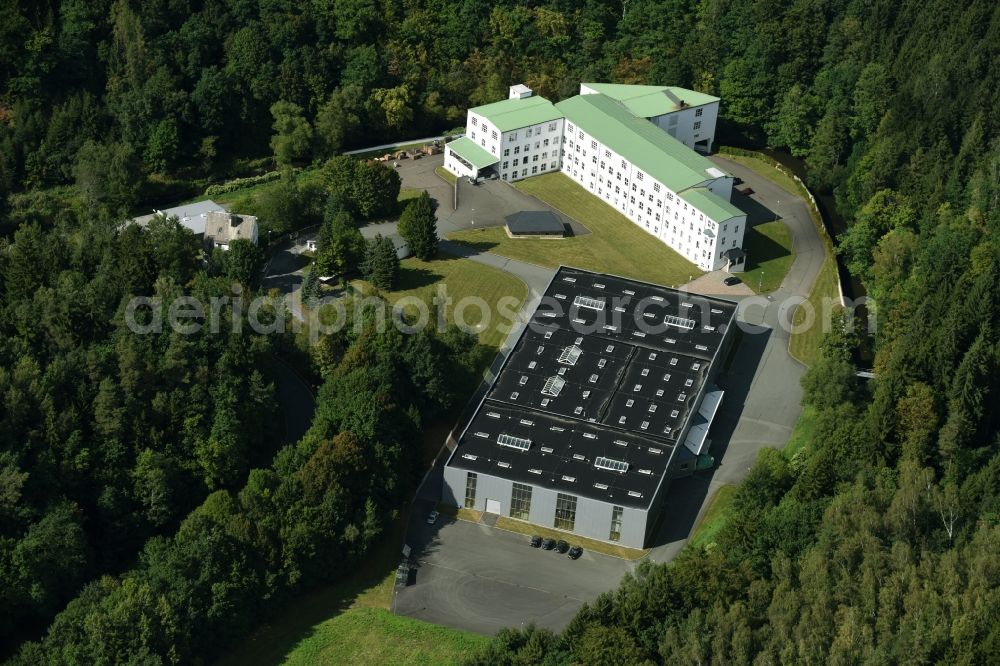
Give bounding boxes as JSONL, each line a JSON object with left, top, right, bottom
{"left": 468, "top": 95, "right": 563, "bottom": 132}
{"left": 581, "top": 83, "right": 719, "bottom": 118}
{"left": 679, "top": 187, "right": 745, "bottom": 222}
{"left": 556, "top": 93, "right": 727, "bottom": 193}
{"left": 446, "top": 137, "right": 498, "bottom": 170}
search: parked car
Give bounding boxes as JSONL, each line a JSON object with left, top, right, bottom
{"left": 723, "top": 275, "right": 742, "bottom": 286}
{"left": 529, "top": 535, "right": 542, "bottom": 548}
{"left": 541, "top": 538, "right": 556, "bottom": 550}
{"left": 568, "top": 545, "right": 583, "bottom": 560}
{"left": 426, "top": 510, "right": 439, "bottom": 525}
{"left": 555, "top": 540, "right": 570, "bottom": 554}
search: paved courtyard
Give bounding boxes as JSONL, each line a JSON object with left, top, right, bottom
{"left": 396, "top": 503, "right": 635, "bottom": 635}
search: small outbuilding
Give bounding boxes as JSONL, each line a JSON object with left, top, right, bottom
{"left": 723, "top": 247, "right": 747, "bottom": 273}
{"left": 504, "top": 211, "right": 566, "bottom": 238}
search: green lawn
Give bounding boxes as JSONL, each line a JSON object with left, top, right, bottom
{"left": 449, "top": 172, "right": 701, "bottom": 288}
{"left": 783, "top": 405, "right": 819, "bottom": 460}
{"left": 352, "top": 254, "right": 527, "bottom": 350}
{"left": 435, "top": 166, "right": 457, "bottom": 185}
{"left": 789, "top": 252, "right": 841, "bottom": 366}
{"left": 278, "top": 609, "right": 489, "bottom": 666}
{"left": 744, "top": 219, "right": 795, "bottom": 293}
{"left": 687, "top": 484, "right": 738, "bottom": 551}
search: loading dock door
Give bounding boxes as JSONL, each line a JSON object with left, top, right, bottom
{"left": 485, "top": 499, "right": 501, "bottom": 514}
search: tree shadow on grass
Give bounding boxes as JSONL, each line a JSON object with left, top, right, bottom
{"left": 744, "top": 224, "right": 792, "bottom": 272}
{"left": 396, "top": 265, "right": 443, "bottom": 291}
{"left": 439, "top": 239, "right": 499, "bottom": 258}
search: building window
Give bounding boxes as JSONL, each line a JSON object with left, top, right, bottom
{"left": 470, "top": 131, "right": 476, "bottom": 140}
{"left": 637, "top": 172, "right": 644, "bottom": 181}
{"left": 541, "top": 163, "right": 547, "bottom": 171}
{"left": 549, "top": 122, "right": 557, "bottom": 131}
{"left": 502, "top": 161, "right": 508, "bottom": 169}
{"left": 654, "top": 183, "right": 661, "bottom": 193}
{"left": 604, "top": 149, "right": 611, "bottom": 158}
{"left": 510, "top": 132, "right": 517, "bottom": 140}
{"left": 514, "top": 146, "right": 520, "bottom": 154}
{"left": 465, "top": 472, "right": 478, "bottom": 508}
{"left": 695, "top": 108, "right": 703, "bottom": 117}
{"left": 555, "top": 493, "right": 577, "bottom": 531}
{"left": 532, "top": 166, "right": 538, "bottom": 174}
{"left": 694, "top": 121, "right": 702, "bottom": 130}
{"left": 471, "top": 117, "right": 478, "bottom": 126}
{"left": 510, "top": 482, "right": 532, "bottom": 520}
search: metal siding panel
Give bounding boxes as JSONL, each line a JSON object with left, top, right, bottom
{"left": 620, "top": 506, "right": 648, "bottom": 548}
{"left": 527, "top": 482, "right": 558, "bottom": 528}
{"left": 471, "top": 470, "right": 514, "bottom": 515}
{"left": 441, "top": 466, "right": 463, "bottom": 507}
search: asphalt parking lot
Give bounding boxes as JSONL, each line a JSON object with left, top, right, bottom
{"left": 395, "top": 505, "right": 635, "bottom": 635}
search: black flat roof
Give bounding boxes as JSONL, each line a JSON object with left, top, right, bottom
{"left": 505, "top": 210, "right": 565, "bottom": 235}
{"left": 447, "top": 267, "right": 737, "bottom": 509}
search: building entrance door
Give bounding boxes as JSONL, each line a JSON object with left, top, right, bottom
{"left": 485, "top": 498, "right": 501, "bottom": 514}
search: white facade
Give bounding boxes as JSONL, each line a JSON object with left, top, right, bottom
{"left": 444, "top": 146, "right": 479, "bottom": 179}
{"left": 560, "top": 120, "right": 745, "bottom": 271}
{"left": 452, "top": 83, "right": 746, "bottom": 271}
{"left": 579, "top": 83, "right": 720, "bottom": 153}
{"left": 648, "top": 103, "right": 720, "bottom": 153}
{"left": 466, "top": 111, "right": 564, "bottom": 182}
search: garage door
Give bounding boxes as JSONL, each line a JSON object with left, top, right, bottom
{"left": 485, "top": 498, "right": 501, "bottom": 514}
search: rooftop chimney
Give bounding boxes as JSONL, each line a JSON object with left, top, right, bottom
{"left": 663, "top": 88, "right": 686, "bottom": 109}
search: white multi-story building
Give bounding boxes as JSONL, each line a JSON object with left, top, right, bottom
{"left": 444, "top": 85, "right": 564, "bottom": 182}
{"left": 579, "top": 83, "right": 720, "bottom": 153}
{"left": 445, "top": 83, "right": 747, "bottom": 272}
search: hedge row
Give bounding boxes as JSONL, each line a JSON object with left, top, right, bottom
{"left": 204, "top": 169, "right": 294, "bottom": 196}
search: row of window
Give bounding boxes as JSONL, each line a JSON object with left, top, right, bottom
{"left": 502, "top": 137, "right": 559, "bottom": 157}
{"left": 464, "top": 473, "right": 625, "bottom": 542}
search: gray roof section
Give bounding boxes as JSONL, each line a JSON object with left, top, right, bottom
{"left": 132, "top": 199, "right": 225, "bottom": 235}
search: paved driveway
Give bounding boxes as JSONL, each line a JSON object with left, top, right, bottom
{"left": 645, "top": 156, "right": 824, "bottom": 561}
{"left": 396, "top": 510, "right": 634, "bottom": 635}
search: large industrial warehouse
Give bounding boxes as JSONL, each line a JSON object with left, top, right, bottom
{"left": 441, "top": 267, "right": 737, "bottom": 548}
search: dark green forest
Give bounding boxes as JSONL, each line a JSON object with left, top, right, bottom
{"left": 1, "top": 0, "right": 999, "bottom": 662}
